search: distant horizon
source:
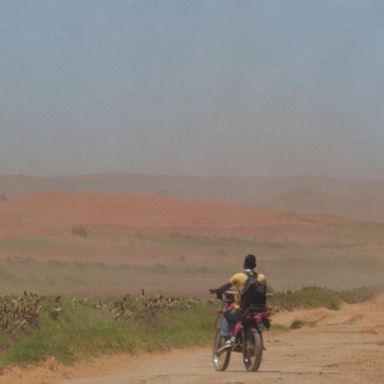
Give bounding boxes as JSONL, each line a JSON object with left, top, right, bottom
{"left": 1, "top": 171, "right": 384, "bottom": 183}
{"left": 2, "top": 168, "right": 384, "bottom": 223}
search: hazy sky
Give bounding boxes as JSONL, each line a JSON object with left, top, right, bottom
{"left": 1, "top": 0, "right": 383, "bottom": 179}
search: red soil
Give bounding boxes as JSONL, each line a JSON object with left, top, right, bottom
{"left": 0, "top": 191, "right": 347, "bottom": 244}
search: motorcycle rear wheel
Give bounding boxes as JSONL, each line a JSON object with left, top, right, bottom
{"left": 242, "top": 328, "right": 263, "bottom": 372}
{"left": 212, "top": 330, "right": 231, "bottom": 371}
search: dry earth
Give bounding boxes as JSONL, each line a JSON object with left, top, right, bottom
{"left": 2, "top": 174, "right": 384, "bottom": 223}
{"left": 1, "top": 296, "right": 383, "bottom": 384}
{"left": 1, "top": 192, "right": 383, "bottom": 294}
{"left": 0, "top": 191, "right": 345, "bottom": 244}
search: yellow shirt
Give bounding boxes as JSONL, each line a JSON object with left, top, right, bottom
{"left": 229, "top": 271, "right": 266, "bottom": 309}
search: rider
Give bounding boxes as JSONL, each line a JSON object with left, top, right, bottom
{"left": 209, "top": 254, "right": 267, "bottom": 345}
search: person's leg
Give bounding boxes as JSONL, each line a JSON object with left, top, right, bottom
{"left": 224, "top": 309, "right": 240, "bottom": 336}
{"left": 220, "top": 314, "right": 231, "bottom": 338}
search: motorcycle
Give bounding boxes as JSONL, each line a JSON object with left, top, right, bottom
{"left": 211, "top": 291, "right": 271, "bottom": 372}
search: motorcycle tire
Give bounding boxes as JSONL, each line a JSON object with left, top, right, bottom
{"left": 242, "top": 327, "right": 263, "bottom": 372}
{"left": 212, "top": 330, "right": 231, "bottom": 371}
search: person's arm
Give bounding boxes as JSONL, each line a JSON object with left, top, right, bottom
{"left": 210, "top": 272, "right": 241, "bottom": 297}
{"left": 209, "top": 282, "right": 232, "bottom": 298}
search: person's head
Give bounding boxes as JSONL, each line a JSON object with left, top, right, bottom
{"left": 243, "top": 254, "right": 256, "bottom": 270}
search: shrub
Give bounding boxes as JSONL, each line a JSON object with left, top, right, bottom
{"left": 338, "top": 286, "right": 383, "bottom": 304}
{"left": 71, "top": 225, "right": 88, "bottom": 238}
{"left": 269, "top": 286, "right": 342, "bottom": 311}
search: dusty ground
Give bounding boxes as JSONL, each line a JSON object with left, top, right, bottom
{"left": 1, "top": 192, "right": 383, "bottom": 294}
{"left": 0, "top": 191, "right": 380, "bottom": 267}
{"left": 0, "top": 191, "right": 346, "bottom": 246}
{"left": 2, "top": 174, "right": 384, "bottom": 223}
{"left": 1, "top": 296, "right": 383, "bottom": 384}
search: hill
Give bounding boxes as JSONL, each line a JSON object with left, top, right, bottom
{"left": 0, "top": 191, "right": 383, "bottom": 296}
{"left": 1, "top": 174, "right": 384, "bottom": 223}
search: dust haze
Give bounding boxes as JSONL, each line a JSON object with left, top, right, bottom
{"left": 0, "top": 1, "right": 384, "bottom": 180}
{"left": 1, "top": 1, "right": 384, "bottom": 296}
{"left": 0, "top": 188, "right": 383, "bottom": 297}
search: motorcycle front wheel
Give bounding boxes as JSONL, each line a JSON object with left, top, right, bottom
{"left": 212, "top": 330, "right": 231, "bottom": 371}
{"left": 242, "top": 328, "right": 263, "bottom": 372}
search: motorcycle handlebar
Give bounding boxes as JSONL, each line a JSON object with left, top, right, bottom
{"left": 209, "top": 290, "right": 223, "bottom": 300}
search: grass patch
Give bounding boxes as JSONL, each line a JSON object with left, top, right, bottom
{"left": 268, "top": 285, "right": 384, "bottom": 311}
{"left": 269, "top": 286, "right": 343, "bottom": 311}
{"left": 0, "top": 285, "right": 382, "bottom": 367}
{"left": 0, "top": 238, "right": 59, "bottom": 252}
{"left": 337, "top": 286, "right": 383, "bottom": 304}
{"left": 334, "top": 221, "right": 384, "bottom": 243}
{"left": 0, "top": 294, "right": 215, "bottom": 367}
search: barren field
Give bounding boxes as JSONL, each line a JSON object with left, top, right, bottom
{"left": 0, "top": 295, "right": 382, "bottom": 384}
{"left": 0, "top": 192, "right": 383, "bottom": 295}
{"left": 0, "top": 192, "right": 383, "bottom": 383}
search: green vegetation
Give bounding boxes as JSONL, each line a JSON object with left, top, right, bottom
{"left": 269, "top": 285, "right": 384, "bottom": 311}
{"left": 1, "top": 225, "right": 384, "bottom": 295}
{"left": 335, "top": 221, "right": 384, "bottom": 244}
{"left": 0, "top": 257, "right": 224, "bottom": 296}
{"left": 0, "top": 238, "right": 59, "bottom": 252}
{"left": 0, "top": 285, "right": 382, "bottom": 368}
{"left": 0, "top": 293, "right": 213, "bottom": 367}
{"left": 338, "top": 285, "right": 384, "bottom": 304}
{"left": 269, "top": 286, "right": 343, "bottom": 310}
{"left": 0, "top": 235, "right": 383, "bottom": 297}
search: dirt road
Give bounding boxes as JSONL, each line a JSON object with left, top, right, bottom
{"left": 2, "top": 297, "right": 383, "bottom": 384}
